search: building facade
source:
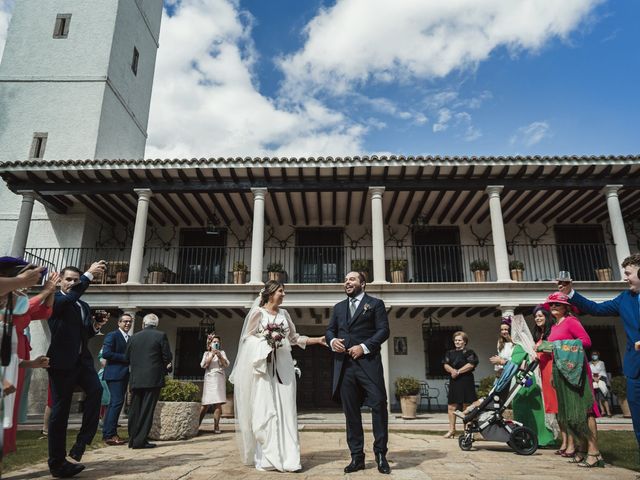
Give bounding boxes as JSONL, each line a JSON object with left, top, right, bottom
{"left": 0, "top": 1, "right": 637, "bottom": 412}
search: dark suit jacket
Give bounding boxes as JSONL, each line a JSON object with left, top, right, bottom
{"left": 47, "top": 275, "right": 97, "bottom": 370}
{"left": 125, "top": 326, "right": 173, "bottom": 389}
{"left": 571, "top": 290, "right": 640, "bottom": 378}
{"left": 325, "top": 293, "right": 390, "bottom": 400}
{"left": 102, "top": 329, "right": 130, "bottom": 381}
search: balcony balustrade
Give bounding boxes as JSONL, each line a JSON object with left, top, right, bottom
{"left": 23, "top": 243, "right": 619, "bottom": 285}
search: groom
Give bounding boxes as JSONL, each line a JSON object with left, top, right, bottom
{"left": 326, "top": 271, "right": 391, "bottom": 474}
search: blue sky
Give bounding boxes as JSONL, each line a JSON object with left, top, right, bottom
{"left": 1, "top": 0, "right": 638, "bottom": 157}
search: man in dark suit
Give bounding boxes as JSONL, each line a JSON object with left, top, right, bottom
{"left": 101, "top": 312, "right": 133, "bottom": 445}
{"left": 326, "top": 271, "right": 391, "bottom": 474}
{"left": 47, "top": 261, "right": 108, "bottom": 478}
{"left": 126, "top": 313, "right": 172, "bottom": 449}
{"left": 559, "top": 253, "right": 640, "bottom": 456}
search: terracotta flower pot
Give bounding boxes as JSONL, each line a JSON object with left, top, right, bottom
{"left": 620, "top": 398, "right": 632, "bottom": 418}
{"left": 473, "top": 270, "right": 487, "bottom": 282}
{"left": 510, "top": 269, "right": 523, "bottom": 281}
{"left": 233, "top": 271, "right": 247, "bottom": 284}
{"left": 116, "top": 271, "right": 128, "bottom": 284}
{"left": 148, "top": 271, "right": 164, "bottom": 284}
{"left": 391, "top": 270, "right": 405, "bottom": 283}
{"left": 595, "top": 268, "right": 612, "bottom": 281}
{"left": 400, "top": 395, "right": 418, "bottom": 419}
{"left": 221, "top": 394, "right": 234, "bottom": 418}
{"left": 268, "top": 271, "right": 285, "bottom": 282}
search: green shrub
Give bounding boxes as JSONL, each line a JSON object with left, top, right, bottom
{"left": 477, "top": 375, "right": 496, "bottom": 398}
{"left": 147, "top": 262, "right": 169, "bottom": 274}
{"left": 470, "top": 259, "right": 490, "bottom": 271}
{"left": 611, "top": 376, "right": 627, "bottom": 400}
{"left": 233, "top": 261, "right": 248, "bottom": 272}
{"left": 159, "top": 378, "right": 200, "bottom": 402}
{"left": 509, "top": 260, "right": 525, "bottom": 271}
{"left": 390, "top": 259, "right": 408, "bottom": 271}
{"left": 351, "top": 259, "right": 369, "bottom": 272}
{"left": 266, "top": 262, "right": 284, "bottom": 273}
{"left": 394, "top": 376, "right": 420, "bottom": 397}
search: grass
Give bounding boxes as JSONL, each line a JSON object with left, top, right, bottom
{"left": 2, "top": 429, "right": 124, "bottom": 474}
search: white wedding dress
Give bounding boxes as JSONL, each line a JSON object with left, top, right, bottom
{"left": 233, "top": 307, "right": 307, "bottom": 472}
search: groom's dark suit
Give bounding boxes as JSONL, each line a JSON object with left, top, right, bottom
{"left": 326, "top": 293, "right": 390, "bottom": 459}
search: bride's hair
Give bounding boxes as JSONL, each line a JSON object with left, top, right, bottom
{"left": 259, "top": 280, "right": 284, "bottom": 306}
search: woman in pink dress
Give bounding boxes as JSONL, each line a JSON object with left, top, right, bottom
{"left": 545, "top": 292, "right": 603, "bottom": 468}
{"left": 3, "top": 272, "right": 58, "bottom": 454}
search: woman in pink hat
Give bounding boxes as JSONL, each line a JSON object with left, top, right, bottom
{"left": 544, "top": 292, "right": 603, "bottom": 468}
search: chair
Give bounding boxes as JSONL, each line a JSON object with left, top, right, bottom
{"left": 419, "top": 381, "right": 440, "bottom": 412}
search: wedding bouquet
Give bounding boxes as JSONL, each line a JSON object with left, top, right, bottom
{"left": 259, "top": 322, "right": 289, "bottom": 350}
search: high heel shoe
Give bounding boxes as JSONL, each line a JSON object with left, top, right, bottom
{"left": 577, "top": 453, "right": 605, "bottom": 468}
{"left": 568, "top": 451, "right": 586, "bottom": 464}
{"left": 560, "top": 449, "right": 574, "bottom": 458}
{"left": 443, "top": 430, "right": 456, "bottom": 439}
{"left": 554, "top": 448, "right": 566, "bottom": 455}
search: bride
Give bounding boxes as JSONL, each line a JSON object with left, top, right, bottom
{"left": 230, "top": 280, "right": 327, "bottom": 472}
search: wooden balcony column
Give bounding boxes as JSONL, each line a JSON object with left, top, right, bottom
{"left": 127, "top": 189, "right": 153, "bottom": 284}
{"left": 604, "top": 185, "right": 631, "bottom": 272}
{"left": 249, "top": 188, "right": 267, "bottom": 285}
{"left": 485, "top": 186, "right": 511, "bottom": 282}
{"left": 369, "top": 186, "right": 388, "bottom": 284}
{"left": 10, "top": 190, "right": 36, "bottom": 257}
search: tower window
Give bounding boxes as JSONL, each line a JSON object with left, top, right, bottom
{"left": 53, "top": 14, "right": 72, "bottom": 39}
{"left": 131, "top": 47, "right": 139, "bottom": 75}
{"left": 29, "top": 133, "right": 48, "bottom": 159}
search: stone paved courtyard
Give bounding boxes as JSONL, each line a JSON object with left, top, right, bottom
{"left": 4, "top": 428, "right": 637, "bottom": 480}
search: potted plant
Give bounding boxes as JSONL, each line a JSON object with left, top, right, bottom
{"left": 266, "top": 262, "right": 285, "bottom": 282}
{"left": 595, "top": 266, "right": 612, "bottom": 281}
{"left": 233, "top": 261, "right": 248, "bottom": 284}
{"left": 114, "top": 261, "right": 129, "bottom": 284}
{"left": 390, "top": 259, "right": 408, "bottom": 283}
{"left": 351, "top": 259, "right": 370, "bottom": 281}
{"left": 221, "top": 378, "right": 234, "bottom": 418}
{"left": 394, "top": 376, "right": 421, "bottom": 419}
{"left": 147, "top": 262, "right": 168, "bottom": 284}
{"left": 509, "top": 260, "right": 524, "bottom": 282}
{"left": 611, "top": 375, "right": 631, "bottom": 417}
{"left": 470, "top": 259, "right": 490, "bottom": 282}
{"left": 149, "top": 378, "right": 201, "bottom": 440}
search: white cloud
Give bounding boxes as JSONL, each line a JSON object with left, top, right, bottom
{"left": 510, "top": 121, "right": 551, "bottom": 147}
{"left": 279, "top": 0, "right": 603, "bottom": 96}
{"left": 146, "top": 0, "right": 366, "bottom": 157}
{"left": 433, "top": 108, "right": 452, "bottom": 132}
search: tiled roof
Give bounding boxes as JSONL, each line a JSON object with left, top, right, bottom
{"left": 1, "top": 154, "right": 639, "bottom": 170}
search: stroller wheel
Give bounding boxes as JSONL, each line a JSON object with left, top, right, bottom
{"left": 458, "top": 433, "right": 473, "bottom": 451}
{"left": 508, "top": 426, "right": 538, "bottom": 455}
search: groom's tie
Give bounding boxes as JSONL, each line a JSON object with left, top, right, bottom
{"left": 349, "top": 297, "right": 357, "bottom": 317}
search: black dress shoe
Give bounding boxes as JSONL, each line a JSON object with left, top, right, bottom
{"left": 344, "top": 458, "right": 365, "bottom": 473}
{"left": 375, "top": 453, "right": 391, "bottom": 474}
{"left": 131, "top": 442, "right": 157, "bottom": 449}
{"left": 50, "top": 461, "right": 85, "bottom": 478}
{"left": 68, "top": 443, "right": 85, "bottom": 462}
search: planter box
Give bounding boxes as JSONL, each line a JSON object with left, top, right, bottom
{"left": 149, "top": 401, "right": 199, "bottom": 440}
{"left": 510, "top": 269, "right": 523, "bottom": 281}
{"left": 116, "top": 271, "right": 128, "bottom": 284}
{"left": 220, "top": 394, "right": 234, "bottom": 418}
{"left": 472, "top": 270, "right": 488, "bottom": 282}
{"left": 400, "top": 395, "right": 418, "bottom": 419}
{"left": 148, "top": 271, "right": 165, "bottom": 284}
{"left": 391, "top": 270, "right": 406, "bottom": 283}
{"left": 595, "top": 268, "right": 612, "bottom": 281}
{"left": 233, "top": 271, "right": 247, "bottom": 284}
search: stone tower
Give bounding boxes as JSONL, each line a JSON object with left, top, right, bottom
{"left": 0, "top": 0, "right": 163, "bottom": 254}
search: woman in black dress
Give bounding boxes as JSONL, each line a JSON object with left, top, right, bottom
{"left": 443, "top": 331, "right": 479, "bottom": 438}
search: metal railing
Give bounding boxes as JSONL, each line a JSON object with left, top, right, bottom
{"left": 23, "top": 242, "right": 619, "bottom": 284}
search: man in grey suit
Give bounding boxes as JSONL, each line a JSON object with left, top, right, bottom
{"left": 125, "top": 313, "right": 172, "bottom": 449}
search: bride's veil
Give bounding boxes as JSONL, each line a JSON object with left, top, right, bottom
{"left": 229, "top": 295, "right": 261, "bottom": 465}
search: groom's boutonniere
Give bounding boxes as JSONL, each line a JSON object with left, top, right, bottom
{"left": 363, "top": 303, "right": 371, "bottom": 312}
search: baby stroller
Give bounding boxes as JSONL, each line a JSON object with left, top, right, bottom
{"left": 455, "top": 358, "right": 540, "bottom": 455}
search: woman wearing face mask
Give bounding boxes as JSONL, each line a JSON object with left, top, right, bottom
{"left": 199, "top": 334, "right": 229, "bottom": 433}
{"left": 589, "top": 351, "right": 612, "bottom": 417}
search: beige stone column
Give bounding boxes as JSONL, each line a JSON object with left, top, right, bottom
{"left": 604, "top": 185, "right": 631, "bottom": 272}
{"left": 127, "top": 189, "right": 152, "bottom": 284}
{"left": 10, "top": 191, "right": 36, "bottom": 257}
{"left": 485, "top": 186, "right": 511, "bottom": 282}
{"left": 369, "top": 186, "right": 388, "bottom": 284}
{"left": 249, "top": 188, "right": 267, "bottom": 285}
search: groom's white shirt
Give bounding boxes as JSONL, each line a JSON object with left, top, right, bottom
{"left": 330, "top": 291, "right": 370, "bottom": 355}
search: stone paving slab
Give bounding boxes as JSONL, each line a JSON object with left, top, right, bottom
{"left": 4, "top": 430, "right": 637, "bottom": 479}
